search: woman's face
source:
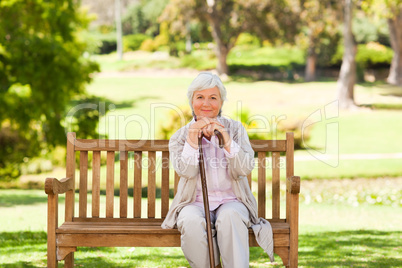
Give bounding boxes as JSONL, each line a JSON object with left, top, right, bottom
{"left": 192, "top": 86, "right": 222, "bottom": 118}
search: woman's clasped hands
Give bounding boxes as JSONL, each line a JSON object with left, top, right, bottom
{"left": 187, "top": 116, "right": 231, "bottom": 152}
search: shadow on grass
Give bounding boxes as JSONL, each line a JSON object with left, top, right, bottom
{"left": 250, "top": 230, "right": 402, "bottom": 267}
{"left": 1, "top": 230, "right": 401, "bottom": 267}
{"left": 0, "top": 192, "right": 58, "bottom": 207}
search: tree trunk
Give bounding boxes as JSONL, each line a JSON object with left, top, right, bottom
{"left": 337, "top": 0, "right": 357, "bottom": 109}
{"left": 115, "top": 0, "right": 123, "bottom": 60}
{"left": 386, "top": 8, "right": 402, "bottom": 86}
{"left": 205, "top": 2, "right": 230, "bottom": 75}
{"left": 305, "top": 46, "right": 317, "bottom": 82}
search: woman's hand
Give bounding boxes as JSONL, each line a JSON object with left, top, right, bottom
{"left": 187, "top": 117, "right": 231, "bottom": 152}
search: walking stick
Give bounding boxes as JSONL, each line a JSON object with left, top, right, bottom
{"left": 198, "top": 128, "right": 224, "bottom": 268}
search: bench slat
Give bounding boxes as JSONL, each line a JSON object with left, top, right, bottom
{"left": 120, "top": 151, "right": 128, "bottom": 218}
{"left": 92, "top": 151, "right": 101, "bottom": 218}
{"left": 272, "top": 151, "right": 280, "bottom": 220}
{"left": 161, "top": 151, "right": 170, "bottom": 218}
{"left": 134, "top": 151, "right": 142, "bottom": 218}
{"left": 56, "top": 232, "right": 289, "bottom": 248}
{"left": 250, "top": 140, "right": 286, "bottom": 152}
{"left": 148, "top": 151, "right": 156, "bottom": 218}
{"left": 79, "top": 151, "right": 88, "bottom": 218}
{"left": 75, "top": 139, "right": 169, "bottom": 152}
{"left": 174, "top": 172, "right": 179, "bottom": 195}
{"left": 106, "top": 151, "right": 115, "bottom": 218}
{"left": 74, "top": 139, "right": 286, "bottom": 152}
{"left": 286, "top": 133, "right": 294, "bottom": 220}
{"left": 258, "top": 152, "right": 266, "bottom": 218}
{"left": 57, "top": 221, "right": 289, "bottom": 234}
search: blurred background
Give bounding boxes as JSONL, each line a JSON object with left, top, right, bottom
{"left": 0, "top": 0, "right": 401, "bottom": 267}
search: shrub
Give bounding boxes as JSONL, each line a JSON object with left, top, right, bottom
{"left": 140, "top": 38, "right": 157, "bottom": 52}
{"left": 158, "top": 107, "right": 193, "bottom": 139}
{"left": 235, "top": 33, "right": 261, "bottom": 47}
{"left": 123, "top": 34, "right": 149, "bottom": 51}
{"left": 331, "top": 42, "right": 393, "bottom": 68}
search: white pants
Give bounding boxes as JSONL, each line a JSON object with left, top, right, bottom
{"left": 177, "top": 202, "right": 250, "bottom": 268}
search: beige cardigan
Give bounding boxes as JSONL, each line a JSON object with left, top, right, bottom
{"left": 161, "top": 116, "right": 274, "bottom": 262}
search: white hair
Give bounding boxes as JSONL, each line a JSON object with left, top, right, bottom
{"left": 187, "top": 72, "right": 227, "bottom": 114}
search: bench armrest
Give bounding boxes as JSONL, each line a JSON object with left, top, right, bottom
{"left": 286, "top": 176, "right": 300, "bottom": 194}
{"left": 45, "top": 177, "right": 74, "bottom": 195}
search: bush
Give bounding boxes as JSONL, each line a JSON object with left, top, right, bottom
{"left": 158, "top": 107, "right": 193, "bottom": 139}
{"left": 123, "top": 34, "right": 149, "bottom": 51}
{"left": 139, "top": 38, "right": 157, "bottom": 52}
{"left": 331, "top": 42, "right": 393, "bottom": 68}
{"left": 235, "top": 33, "right": 261, "bottom": 47}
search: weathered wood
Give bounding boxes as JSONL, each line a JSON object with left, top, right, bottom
{"left": 161, "top": 151, "right": 170, "bottom": 218}
{"left": 92, "top": 151, "right": 101, "bottom": 218}
{"left": 106, "top": 151, "right": 115, "bottom": 218}
{"left": 46, "top": 132, "right": 300, "bottom": 267}
{"left": 65, "top": 132, "right": 75, "bottom": 222}
{"left": 45, "top": 177, "right": 74, "bottom": 195}
{"left": 75, "top": 139, "right": 169, "bottom": 152}
{"left": 250, "top": 140, "right": 286, "bottom": 152}
{"left": 286, "top": 132, "right": 294, "bottom": 222}
{"left": 287, "top": 176, "right": 300, "bottom": 194}
{"left": 79, "top": 152, "right": 88, "bottom": 218}
{"left": 57, "top": 247, "right": 76, "bottom": 261}
{"left": 272, "top": 152, "right": 280, "bottom": 220}
{"left": 148, "top": 151, "right": 156, "bottom": 218}
{"left": 120, "top": 151, "right": 128, "bottom": 218}
{"left": 47, "top": 193, "right": 58, "bottom": 268}
{"left": 174, "top": 172, "right": 179, "bottom": 195}
{"left": 134, "top": 151, "right": 142, "bottom": 218}
{"left": 258, "top": 152, "right": 266, "bottom": 218}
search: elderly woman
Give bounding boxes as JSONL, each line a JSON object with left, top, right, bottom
{"left": 161, "top": 72, "right": 273, "bottom": 268}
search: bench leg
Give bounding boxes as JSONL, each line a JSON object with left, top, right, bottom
{"left": 64, "top": 252, "right": 74, "bottom": 268}
{"left": 47, "top": 194, "right": 58, "bottom": 268}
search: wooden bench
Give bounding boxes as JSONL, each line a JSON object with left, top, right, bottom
{"left": 45, "top": 132, "right": 300, "bottom": 267}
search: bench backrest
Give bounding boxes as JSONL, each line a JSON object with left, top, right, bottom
{"left": 63, "top": 132, "right": 294, "bottom": 223}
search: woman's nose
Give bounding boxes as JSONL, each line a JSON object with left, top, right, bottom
{"left": 202, "top": 99, "right": 210, "bottom": 106}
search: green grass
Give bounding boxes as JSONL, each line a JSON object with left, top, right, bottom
{"left": 1, "top": 189, "right": 401, "bottom": 267}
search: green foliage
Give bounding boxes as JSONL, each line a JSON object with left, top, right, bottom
{"left": 158, "top": 106, "right": 193, "bottom": 139}
{"left": 0, "top": 0, "right": 100, "bottom": 180}
{"left": 353, "top": 14, "right": 390, "bottom": 45}
{"left": 139, "top": 38, "right": 158, "bottom": 52}
{"left": 123, "top": 34, "right": 149, "bottom": 52}
{"left": 235, "top": 33, "right": 262, "bottom": 47}
{"left": 123, "top": 0, "right": 169, "bottom": 36}
{"left": 331, "top": 42, "right": 393, "bottom": 68}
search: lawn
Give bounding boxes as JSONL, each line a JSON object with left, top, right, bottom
{"left": 0, "top": 189, "right": 401, "bottom": 267}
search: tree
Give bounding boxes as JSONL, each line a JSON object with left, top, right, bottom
{"left": 298, "top": 0, "right": 341, "bottom": 81}
{"left": 362, "top": 0, "right": 402, "bottom": 86}
{"left": 160, "top": 0, "right": 300, "bottom": 75}
{"left": 387, "top": 5, "right": 402, "bottom": 85}
{"left": 0, "top": 0, "right": 99, "bottom": 180}
{"left": 337, "top": 0, "right": 358, "bottom": 109}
